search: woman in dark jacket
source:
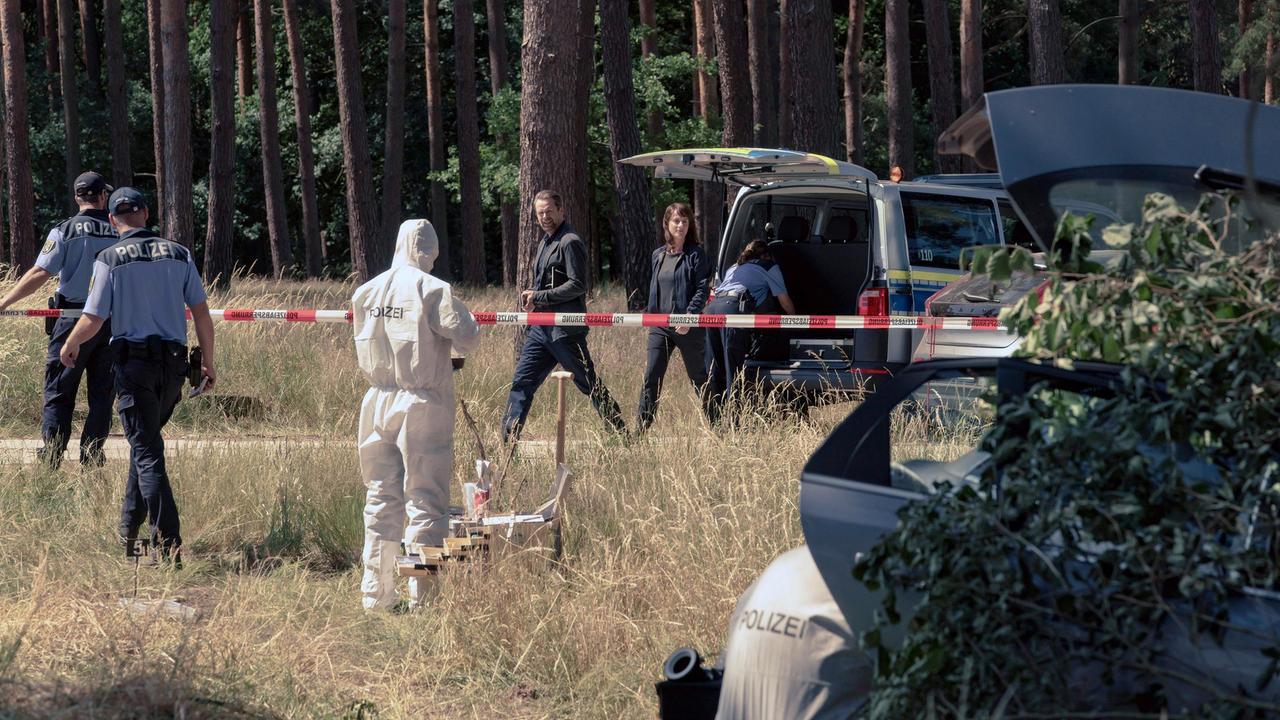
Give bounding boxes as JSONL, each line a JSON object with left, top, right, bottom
{"left": 636, "top": 202, "right": 716, "bottom": 432}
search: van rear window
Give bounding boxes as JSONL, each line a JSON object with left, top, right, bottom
{"left": 902, "top": 193, "right": 1000, "bottom": 270}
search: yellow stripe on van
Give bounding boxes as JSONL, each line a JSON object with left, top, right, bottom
{"left": 887, "top": 268, "right": 964, "bottom": 284}
{"left": 807, "top": 153, "right": 840, "bottom": 174}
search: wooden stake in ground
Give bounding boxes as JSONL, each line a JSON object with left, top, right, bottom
{"left": 551, "top": 370, "right": 571, "bottom": 559}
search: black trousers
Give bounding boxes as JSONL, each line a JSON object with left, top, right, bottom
{"left": 636, "top": 327, "right": 716, "bottom": 431}
{"left": 502, "top": 325, "right": 625, "bottom": 442}
{"left": 41, "top": 314, "right": 114, "bottom": 466}
{"left": 704, "top": 295, "right": 753, "bottom": 417}
{"left": 114, "top": 338, "right": 188, "bottom": 552}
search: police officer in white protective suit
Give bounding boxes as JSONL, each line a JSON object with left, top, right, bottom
{"left": 715, "top": 546, "right": 871, "bottom": 719}
{"left": 352, "top": 219, "right": 480, "bottom": 611}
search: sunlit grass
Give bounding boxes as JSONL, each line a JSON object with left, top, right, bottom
{"left": 0, "top": 276, "right": 983, "bottom": 718}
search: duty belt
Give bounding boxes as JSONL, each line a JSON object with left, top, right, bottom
{"left": 113, "top": 336, "right": 187, "bottom": 362}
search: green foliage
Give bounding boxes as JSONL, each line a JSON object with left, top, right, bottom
{"left": 857, "top": 195, "right": 1280, "bottom": 716}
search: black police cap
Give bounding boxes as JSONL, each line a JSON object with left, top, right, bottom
{"left": 108, "top": 187, "right": 148, "bottom": 215}
{"left": 74, "top": 171, "right": 112, "bottom": 196}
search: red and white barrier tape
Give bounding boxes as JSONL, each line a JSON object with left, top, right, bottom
{"left": 0, "top": 308, "right": 1004, "bottom": 331}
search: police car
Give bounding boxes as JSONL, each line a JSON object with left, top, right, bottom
{"left": 620, "top": 149, "right": 1021, "bottom": 404}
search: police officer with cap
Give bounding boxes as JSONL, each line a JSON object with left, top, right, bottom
{"left": 0, "top": 171, "right": 119, "bottom": 467}
{"left": 60, "top": 187, "right": 216, "bottom": 564}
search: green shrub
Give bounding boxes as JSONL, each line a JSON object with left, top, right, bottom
{"left": 857, "top": 194, "right": 1280, "bottom": 717}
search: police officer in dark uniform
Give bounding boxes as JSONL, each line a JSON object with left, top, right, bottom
{"left": 60, "top": 187, "right": 217, "bottom": 563}
{"left": 0, "top": 172, "right": 119, "bottom": 467}
{"left": 501, "top": 189, "right": 626, "bottom": 442}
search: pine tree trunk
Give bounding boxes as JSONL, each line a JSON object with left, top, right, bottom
{"left": 693, "top": 0, "right": 722, "bottom": 261}
{"left": 1189, "top": 0, "right": 1222, "bottom": 93}
{"left": 104, "top": 0, "right": 130, "bottom": 186}
{"left": 778, "top": 0, "right": 792, "bottom": 146}
{"left": 843, "top": 0, "right": 863, "bottom": 164}
{"left": 601, "top": 0, "right": 655, "bottom": 309}
{"left": 924, "top": 0, "right": 960, "bottom": 172}
{"left": 486, "top": 0, "right": 518, "bottom": 285}
{"left": 44, "top": 0, "right": 59, "bottom": 110}
{"left": 571, "top": 0, "right": 595, "bottom": 283}
{"left": 237, "top": 2, "right": 252, "bottom": 99}
{"left": 1028, "top": 0, "right": 1065, "bottom": 84}
{"left": 693, "top": 0, "right": 718, "bottom": 123}
{"left": 0, "top": 53, "right": 7, "bottom": 266}
{"left": 1240, "top": 0, "right": 1253, "bottom": 98}
{"left": 255, "top": 0, "right": 292, "bottom": 276}
{"left": 960, "top": 0, "right": 982, "bottom": 108}
{"left": 485, "top": 0, "right": 509, "bottom": 95}
{"left": 283, "top": 0, "right": 323, "bottom": 277}
{"left": 205, "top": 0, "right": 236, "bottom": 290}
{"left": 57, "top": 0, "right": 80, "bottom": 212}
{"left": 1117, "top": 0, "right": 1138, "bottom": 84}
{"left": 1267, "top": 31, "right": 1276, "bottom": 103}
{"left": 147, "top": 0, "right": 165, "bottom": 232}
{"left": 332, "top": 0, "right": 382, "bottom": 280}
{"left": 885, "top": 0, "right": 912, "bottom": 178}
{"left": 748, "top": 0, "right": 776, "bottom": 146}
{"left": 456, "top": 0, "right": 485, "bottom": 284}
{"left": 161, "top": 0, "right": 194, "bottom": 249}
{"left": 1, "top": 0, "right": 34, "bottom": 269}
{"left": 639, "top": 0, "right": 663, "bottom": 141}
{"left": 517, "top": 0, "right": 589, "bottom": 297}
{"left": 382, "top": 0, "right": 406, "bottom": 252}
{"left": 424, "top": 0, "right": 451, "bottom": 278}
{"left": 78, "top": 0, "right": 101, "bottom": 96}
{"left": 712, "top": 0, "right": 753, "bottom": 148}
{"left": 785, "top": 0, "right": 839, "bottom": 157}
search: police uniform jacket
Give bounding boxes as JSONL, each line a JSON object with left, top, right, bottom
{"left": 34, "top": 209, "right": 118, "bottom": 305}
{"left": 715, "top": 546, "right": 871, "bottom": 719}
{"left": 530, "top": 222, "right": 589, "bottom": 340}
{"left": 84, "top": 228, "right": 207, "bottom": 344}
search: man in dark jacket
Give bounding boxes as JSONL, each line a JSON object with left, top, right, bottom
{"left": 501, "top": 190, "right": 626, "bottom": 442}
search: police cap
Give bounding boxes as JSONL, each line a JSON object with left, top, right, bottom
{"left": 74, "top": 171, "right": 113, "bottom": 197}
{"left": 108, "top": 187, "right": 148, "bottom": 216}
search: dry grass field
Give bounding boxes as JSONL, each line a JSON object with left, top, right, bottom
{"left": 0, "top": 276, "right": 981, "bottom": 719}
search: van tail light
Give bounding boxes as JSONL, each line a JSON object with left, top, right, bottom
{"left": 858, "top": 287, "right": 889, "bottom": 317}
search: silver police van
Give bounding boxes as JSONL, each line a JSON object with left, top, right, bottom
{"left": 621, "top": 149, "right": 1025, "bottom": 402}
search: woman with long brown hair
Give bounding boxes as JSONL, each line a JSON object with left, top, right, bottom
{"left": 636, "top": 202, "right": 716, "bottom": 431}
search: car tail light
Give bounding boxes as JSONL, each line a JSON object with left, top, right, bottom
{"left": 858, "top": 287, "right": 888, "bottom": 317}
{"left": 924, "top": 287, "right": 942, "bottom": 316}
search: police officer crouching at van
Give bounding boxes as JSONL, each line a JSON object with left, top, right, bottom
{"left": 59, "top": 187, "right": 216, "bottom": 565}
{"left": 0, "top": 172, "right": 119, "bottom": 467}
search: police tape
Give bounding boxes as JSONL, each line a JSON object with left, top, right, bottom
{"left": 0, "top": 307, "right": 1005, "bottom": 331}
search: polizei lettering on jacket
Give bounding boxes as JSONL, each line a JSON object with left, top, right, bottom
{"left": 369, "top": 305, "right": 406, "bottom": 319}
{"left": 737, "top": 607, "right": 808, "bottom": 639}
{"left": 115, "top": 239, "right": 179, "bottom": 261}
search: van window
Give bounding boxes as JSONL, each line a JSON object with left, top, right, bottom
{"left": 997, "top": 199, "right": 1038, "bottom": 250}
{"left": 902, "top": 193, "right": 1000, "bottom": 270}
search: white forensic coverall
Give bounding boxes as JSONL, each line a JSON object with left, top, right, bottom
{"left": 352, "top": 219, "right": 481, "bottom": 611}
{"left": 715, "top": 546, "right": 872, "bottom": 719}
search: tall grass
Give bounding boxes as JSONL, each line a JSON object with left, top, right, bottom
{"left": 0, "top": 277, "right": 982, "bottom": 718}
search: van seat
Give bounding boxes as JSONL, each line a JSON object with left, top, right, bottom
{"left": 777, "top": 216, "right": 810, "bottom": 243}
{"left": 822, "top": 216, "right": 858, "bottom": 244}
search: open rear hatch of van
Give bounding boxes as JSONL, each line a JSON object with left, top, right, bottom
{"left": 621, "top": 148, "right": 891, "bottom": 396}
